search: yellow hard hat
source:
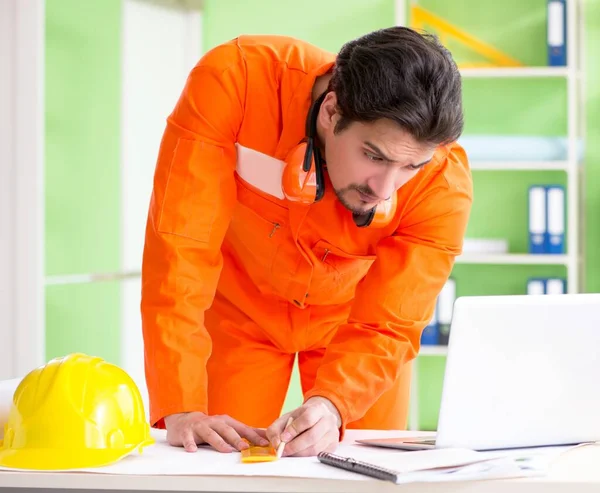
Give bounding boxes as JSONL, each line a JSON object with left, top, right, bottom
{"left": 0, "top": 353, "right": 154, "bottom": 470}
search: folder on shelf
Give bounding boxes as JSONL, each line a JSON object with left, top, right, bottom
{"left": 546, "top": 185, "right": 565, "bottom": 254}
{"left": 528, "top": 186, "right": 547, "bottom": 254}
{"left": 437, "top": 279, "right": 456, "bottom": 346}
{"left": 547, "top": 0, "right": 567, "bottom": 66}
{"left": 546, "top": 278, "right": 566, "bottom": 294}
{"left": 527, "top": 278, "right": 546, "bottom": 295}
{"left": 421, "top": 301, "right": 439, "bottom": 346}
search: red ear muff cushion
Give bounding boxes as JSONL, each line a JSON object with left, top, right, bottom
{"left": 370, "top": 196, "right": 398, "bottom": 227}
{"left": 355, "top": 196, "right": 398, "bottom": 228}
{"left": 282, "top": 143, "right": 317, "bottom": 203}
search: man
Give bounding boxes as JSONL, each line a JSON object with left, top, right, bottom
{"left": 140, "top": 26, "right": 472, "bottom": 458}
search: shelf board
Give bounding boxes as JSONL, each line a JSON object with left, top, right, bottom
{"left": 459, "top": 67, "right": 570, "bottom": 78}
{"left": 455, "top": 254, "right": 570, "bottom": 265}
{"left": 469, "top": 161, "right": 569, "bottom": 171}
{"left": 419, "top": 345, "right": 448, "bottom": 356}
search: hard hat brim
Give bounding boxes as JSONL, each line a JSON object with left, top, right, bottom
{"left": 0, "top": 440, "right": 153, "bottom": 471}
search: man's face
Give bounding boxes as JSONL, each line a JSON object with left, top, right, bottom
{"left": 317, "top": 92, "right": 437, "bottom": 215}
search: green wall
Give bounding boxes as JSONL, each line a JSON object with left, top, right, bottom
{"left": 584, "top": 0, "right": 600, "bottom": 295}
{"left": 44, "top": 0, "right": 600, "bottom": 429}
{"left": 45, "top": 0, "right": 122, "bottom": 364}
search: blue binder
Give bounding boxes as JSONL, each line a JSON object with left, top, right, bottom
{"left": 545, "top": 185, "right": 565, "bottom": 254}
{"left": 421, "top": 301, "right": 439, "bottom": 346}
{"left": 547, "top": 0, "right": 567, "bottom": 66}
{"left": 528, "top": 186, "right": 547, "bottom": 254}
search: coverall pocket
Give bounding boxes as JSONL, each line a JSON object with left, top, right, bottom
{"left": 233, "top": 174, "right": 289, "bottom": 242}
{"left": 310, "top": 240, "right": 377, "bottom": 304}
{"left": 313, "top": 240, "right": 376, "bottom": 263}
{"left": 157, "top": 139, "right": 224, "bottom": 243}
{"left": 228, "top": 175, "right": 289, "bottom": 272}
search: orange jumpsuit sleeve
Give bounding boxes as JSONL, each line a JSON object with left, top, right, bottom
{"left": 140, "top": 42, "right": 246, "bottom": 428}
{"left": 303, "top": 145, "right": 473, "bottom": 434}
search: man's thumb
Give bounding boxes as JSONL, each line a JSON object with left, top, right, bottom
{"left": 279, "top": 416, "right": 295, "bottom": 442}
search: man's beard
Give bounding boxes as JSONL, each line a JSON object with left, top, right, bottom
{"left": 334, "top": 184, "right": 378, "bottom": 215}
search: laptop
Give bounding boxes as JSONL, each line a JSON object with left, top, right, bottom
{"left": 357, "top": 293, "right": 600, "bottom": 451}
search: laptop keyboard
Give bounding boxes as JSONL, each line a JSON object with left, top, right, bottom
{"left": 408, "top": 439, "right": 437, "bottom": 445}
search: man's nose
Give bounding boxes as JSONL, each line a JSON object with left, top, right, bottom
{"left": 368, "top": 169, "right": 399, "bottom": 201}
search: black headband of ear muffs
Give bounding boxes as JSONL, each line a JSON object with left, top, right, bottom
{"left": 302, "top": 92, "right": 327, "bottom": 201}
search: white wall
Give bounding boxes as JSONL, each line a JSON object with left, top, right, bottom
{"left": 0, "top": 0, "right": 17, "bottom": 380}
{"left": 0, "top": 0, "right": 45, "bottom": 380}
{"left": 120, "top": 0, "right": 202, "bottom": 409}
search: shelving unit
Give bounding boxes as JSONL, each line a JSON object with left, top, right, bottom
{"left": 396, "top": 0, "right": 585, "bottom": 431}
{"left": 419, "top": 345, "right": 448, "bottom": 356}
{"left": 469, "top": 161, "right": 569, "bottom": 171}
{"left": 460, "top": 66, "right": 572, "bottom": 77}
{"left": 455, "top": 253, "right": 571, "bottom": 265}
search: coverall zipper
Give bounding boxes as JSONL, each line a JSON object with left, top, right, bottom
{"left": 269, "top": 223, "right": 280, "bottom": 238}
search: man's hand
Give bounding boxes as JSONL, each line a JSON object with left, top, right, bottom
{"left": 266, "top": 397, "right": 342, "bottom": 457}
{"left": 164, "top": 412, "right": 269, "bottom": 453}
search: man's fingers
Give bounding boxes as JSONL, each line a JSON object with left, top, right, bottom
{"left": 194, "top": 423, "right": 236, "bottom": 453}
{"left": 281, "top": 406, "right": 322, "bottom": 442}
{"left": 164, "top": 413, "right": 271, "bottom": 454}
{"left": 266, "top": 414, "right": 292, "bottom": 447}
{"left": 289, "top": 429, "right": 339, "bottom": 457}
{"left": 211, "top": 421, "right": 248, "bottom": 451}
{"left": 252, "top": 427, "right": 268, "bottom": 439}
{"left": 282, "top": 417, "right": 329, "bottom": 457}
{"left": 230, "top": 421, "right": 270, "bottom": 447}
{"left": 181, "top": 427, "right": 198, "bottom": 453}
{"left": 225, "top": 415, "right": 269, "bottom": 445}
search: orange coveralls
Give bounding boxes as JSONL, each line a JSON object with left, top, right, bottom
{"left": 141, "top": 35, "right": 473, "bottom": 435}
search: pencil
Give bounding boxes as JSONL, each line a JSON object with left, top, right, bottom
{"left": 276, "top": 417, "right": 294, "bottom": 459}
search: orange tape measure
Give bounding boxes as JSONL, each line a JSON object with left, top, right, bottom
{"left": 240, "top": 439, "right": 278, "bottom": 463}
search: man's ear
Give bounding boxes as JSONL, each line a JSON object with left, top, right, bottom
{"left": 318, "top": 91, "right": 339, "bottom": 130}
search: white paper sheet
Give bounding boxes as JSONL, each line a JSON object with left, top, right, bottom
{"left": 369, "top": 444, "right": 574, "bottom": 484}
{"left": 0, "top": 428, "right": 576, "bottom": 484}
{"left": 0, "top": 378, "right": 21, "bottom": 441}
{"left": 83, "top": 439, "right": 489, "bottom": 478}
{"left": 0, "top": 429, "right": 366, "bottom": 480}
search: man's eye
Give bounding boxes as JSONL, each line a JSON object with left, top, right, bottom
{"left": 365, "top": 152, "right": 383, "bottom": 162}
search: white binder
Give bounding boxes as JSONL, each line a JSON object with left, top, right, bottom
{"left": 546, "top": 186, "right": 565, "bottom": 254}
{"left": 437, "top": 279, "right": 456, "bottom": 345}
{"left": 527, "top": 279, "right": 546, "bottom": 295}
{"left": 528, "top": 186, "right": 547, "bottom": 254}
{"left": 545, "top": 278, "right": 566, "bottom": 294}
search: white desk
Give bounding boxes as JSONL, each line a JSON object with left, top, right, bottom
{"left": 0, "top": 429, "right": 599, "bottom": 493}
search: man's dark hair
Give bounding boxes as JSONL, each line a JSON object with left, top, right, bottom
{"left": 328, "top": 26, "right": 463, "bottom": 146}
